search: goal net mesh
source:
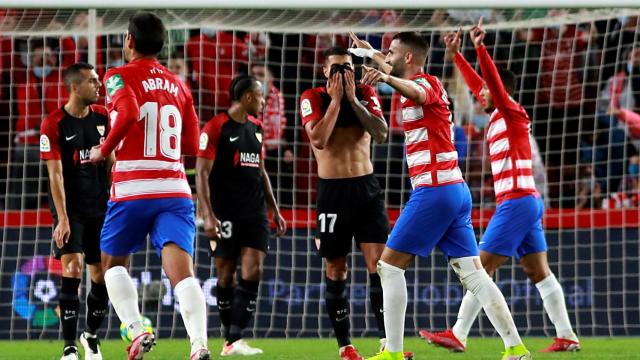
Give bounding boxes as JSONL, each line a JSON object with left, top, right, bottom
{"left": 1, "top": 7, "right": 639, "bottom": 341}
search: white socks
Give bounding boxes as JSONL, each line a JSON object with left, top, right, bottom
{"left": 451, "top": 290, "right": 483, "bottom": 345}
{"left": 536, "top": 273, "right": 578, "bottom": 341}
{"left": 104, "top": 266, "right": 144, "bottom": 338}
{"left": 377, "top": 260, "right": 407, "bottom": 353}
{"left": 174, "top": 277, "right": 209, "bottom": 353}
{"left": 452, "top": 257, "right": 522, "bottom": 348}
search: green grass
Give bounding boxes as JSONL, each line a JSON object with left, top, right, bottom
{"left": 0, "top": 337, "right": 637, "bottom": 359}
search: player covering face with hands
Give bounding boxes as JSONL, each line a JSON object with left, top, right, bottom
{"left": 196, "top": 74, "right": 286, "bottom": 356}
{"left": 300, "top": 46, "right": 407, "bottom": 360}
{"left": 420, "top": 20, "right": 580, "bottom": 354}
{"left": 349, "top": 32, "right": 531, "bottom": 360}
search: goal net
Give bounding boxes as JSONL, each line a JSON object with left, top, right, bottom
{"left": 1, "top": 7, "right": 640, "bottom": 341}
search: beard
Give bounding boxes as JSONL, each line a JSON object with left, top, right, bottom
{"left": 389, "top": 63, "right": 403, "bottom": 78}
{"left": 83, "top": 97, "right": 98, "bottom": 106}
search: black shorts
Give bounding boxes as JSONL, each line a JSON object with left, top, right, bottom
{"left": 212, "top": 215, "right": 270, "bottom": 260}
{"left": 315, "top": 174, "right": 389, "bottom": 259}
{"left": 52, "top": 216, "right": 104, "bottom": 264}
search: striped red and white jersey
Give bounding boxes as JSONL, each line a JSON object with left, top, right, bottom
{"left": 100, "top": 58, "right": 200, "bottom": 201}
{"left": 400, "top": 73, "right": 463, "bottom": 188}
{"left": 486, "top": 105, "right": 538, "bottom": 203}
{"left": 454, "top": 45, "right": 539, "bottom": 204}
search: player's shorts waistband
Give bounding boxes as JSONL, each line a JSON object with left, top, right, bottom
{"left": 317, "top": 173, "right": 376, "bottom": 184}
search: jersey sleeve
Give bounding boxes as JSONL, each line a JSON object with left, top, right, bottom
{"left": 181, "top": 91, "right": 200, "bottom": 156}
{"left": 360, "top": 85, "right": 384, "bottom": 117}
{"left": 300, "top": 89, "right": 323, "bottom": 126}
{"left": 101, "top": 68, "right": 139, "bottom": 156}
{"left": 452, "top": 52, "right": 485, "bottom": 104}
{"left": 413, "top": 76, "right": 442, "bottom": 105}
{"left": 40, "top": 114, "right": 61, "bottom": 160}
{"left": 476, "top": 45, "right": 511, "bottom": 110}
{"left": 197, "top": 119, "right": 221, "bottom": 161}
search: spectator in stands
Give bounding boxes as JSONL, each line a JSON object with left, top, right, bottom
{"left": 168, "top": 55, "right": 191, "bottom": 90}
{"left": 186, "top": 29, "right": 248, "bottom": 119}
{"left": 8, "top": 40, "right": 68, "bottom": 209}
{"left": 530, "top": 14, "right": 597, "bottom": 206}
{"left": 60, "top": 12, "right": 105, "bottom": 75}
{"left": 602, "top": 155, "right": 640, "bottom": 208}
{"left": 576, "top": 164, "right": 602, "bottom": 209}
{"left": 601, "top": 46, "right": 640, "bottom": 142}
{"left": 250, "top": 64, "right": 293, "bottom": 206}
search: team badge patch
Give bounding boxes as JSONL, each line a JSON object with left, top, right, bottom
{"left": 106, "top": 74, "right": 124, "bottom": 96}
{"left": 96, "top": 125, "right": 105, "bottom": 136}
{"left": 255, "top": 132, "right": 263, "bottom": 143}
{"left": 199, "top": 133, "right": 209, "bottom": 150}
{"left": 301, "top": 98, "right": 313, "bottom": 117}
{"left": 40, "top": 135, "right": 50, "bottom": 152}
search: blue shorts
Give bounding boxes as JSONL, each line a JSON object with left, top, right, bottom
{"left": 100, "top": 198, "right": 196, "bottom": 257}
{"left": 386, "top": 182, "right": 479, "bottom": 259}
{"left": 480, "top": 195, "right": 547, "bottom": 260}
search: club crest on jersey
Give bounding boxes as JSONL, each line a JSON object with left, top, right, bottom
{"left": 106, "top": 74, "right": 124, "bottom": 96}
{"left": 414, "top": 77, "right": 431, "bottom": 89}
{"left": 301, "top": 98, "right": 312, "bottom": 117}
{"left": 199, "top": 133, "right": 209, "bottom": 150}
{"left": 255, "top": 132, "right": 262, "bottom": 143}
{"left": 96, "top": 125, "right": 105, "bottom": 136}
{"left": 40, "top": 135, "right": 50, "bottom": 152}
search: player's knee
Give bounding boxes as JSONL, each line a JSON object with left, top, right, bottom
{"left": 522, "top": 265, "right": 550, "bottom": 284}
{"left": 241, "top": 263, "right": 263, "bottom": 282}
{"left": 450, "top": 256, "right": 486, "bottom": 291}
{"left": 325, "top": 261, "right": 348, "bottom": 281}
{"left": 63, "top": 256, "right": 84, "bottom": 278}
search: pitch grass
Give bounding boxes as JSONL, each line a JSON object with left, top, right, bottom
{"left": 0, "top": 337, "right": 637, "bottom": 359}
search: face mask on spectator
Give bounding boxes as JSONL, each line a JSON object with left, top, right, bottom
{"left": 629, "top": 163, "right": 639, "bottom": 176}
{"left": 472, "top": 114, "right": 489, "bottom": 129}
{"left": 32, "top": 66, "right": 52, "bottom": 78}
{"left": 261, "top": 82, "right": 269, "bottom": 96}
{"left": 377, "top": 82, "right": 394, "bottom": 95}
{"left": 201, "top": 28, "right": 216, "bottom": 38}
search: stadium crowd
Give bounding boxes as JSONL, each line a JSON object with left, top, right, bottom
{"left": 0, "top": 9, "right": 639, "bottom": 210}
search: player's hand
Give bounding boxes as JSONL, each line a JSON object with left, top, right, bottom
{"left": 53, "top": 218, "right": 71, "bottom": 249}
{"left": 203, "top": 213, "right": 222, "bottom": 240}
{"left": 444, "top": 28, "right": 462, "bottom": 54}
{"left": 349, "top": 32, "right": 374, "bottom": 51}
{"left": 89, "top": 145, "right": 105, "bottom": 163}
{"left": 361, "top": 65, "right": 389, "bottom": 86}
{"left": 274, "top": 211, "right": 287, "bottom": 237}
{"left": 327, "top": 72, "right": 344, "bottom": 102}
{"left": 470, "top": 17, "right": 486, "bottom": 48}
{"left": 344, "top": 69, "right": 357, "bottom": 103}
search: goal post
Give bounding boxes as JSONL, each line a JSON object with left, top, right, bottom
{"left": 0, "top": 5, "right": 639, "bottom": 341}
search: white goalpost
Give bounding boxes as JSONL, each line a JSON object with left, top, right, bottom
{"left": 0, "top": 3, "right": 639, "bottom": 342}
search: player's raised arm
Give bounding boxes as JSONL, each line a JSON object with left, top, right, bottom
{"left": 301, "top": 72, "right": 343, "bottom": 149}
{"left": 470, "top": 19, "right": 510, "bottom": 109}
{"left": 361, "top": 65, "right": 428, "bottom": 105}
{"left": 446, "top": 29, "right": 485, "bottom": 103}
{"left": 343, "top": 69, "right": 387, "bottom": 143}
{"left": 349, "top": 32, "right": 392, "bottom": 74}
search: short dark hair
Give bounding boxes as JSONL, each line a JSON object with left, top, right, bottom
{"left": 323, "top": 46, "right": 351, "bottom": 62}
{"left": 497, "top": 68, "right": 517, "bottom": 95}
{"left": 229, "top": 74, "right": 258, "bottom": 102}
{"left": 63, "top": 62, "right": 94, "bottom": 92}
{"left": 392, "top": 32, "right": 429, "bottom": 61}
{"left": 128, "top": 12, "right": 166, "bottom": 56}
